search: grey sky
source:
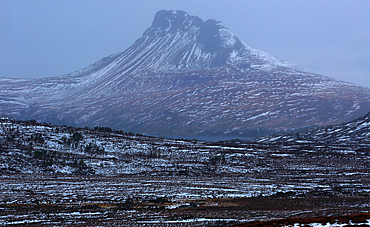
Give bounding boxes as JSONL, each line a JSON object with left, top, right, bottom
{"left": 1, "top": 0, "right": 369, "bottom": 87}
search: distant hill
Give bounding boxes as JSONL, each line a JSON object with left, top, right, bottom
{"left": 253, "top": 111, "right": 370, "bottom": 146}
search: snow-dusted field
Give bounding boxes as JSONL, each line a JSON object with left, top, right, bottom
{"left": 1, "top": 119, "right": 370, "bottom": 226}
{"left": 0, "top": 173, "right": 369, "bottom": 226}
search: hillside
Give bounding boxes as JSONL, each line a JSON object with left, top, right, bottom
{"left": 253, "top": 111, "right": 370, "bottom": 145}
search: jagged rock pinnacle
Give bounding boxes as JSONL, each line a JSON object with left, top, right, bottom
{"left": 149, "top": 10, "right": 203, "bottom": 34}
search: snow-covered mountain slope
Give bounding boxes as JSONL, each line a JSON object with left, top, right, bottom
{"left": 253, "top": 111, "right": 370, "bottom": 145}
{"left": 1, "top": 10, "right": 370, "bottom": 136}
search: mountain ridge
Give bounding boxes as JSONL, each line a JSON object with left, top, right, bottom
{"left": 1, "top": 10, "right": 370, "bottom": 136}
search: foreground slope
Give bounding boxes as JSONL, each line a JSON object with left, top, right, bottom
{"left": 1, "top": 10, "right": 370, "bottom": 136}
{"left": 1, "top": 118, "right": 369, "bottom": 226}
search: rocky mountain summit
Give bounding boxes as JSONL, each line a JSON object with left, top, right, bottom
{"left": 1, "top": 10, "right": 370, "bottom": 136}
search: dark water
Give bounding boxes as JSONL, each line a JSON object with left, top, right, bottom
{"left": 154, "top": 135, "right": 255, "bottom": 142}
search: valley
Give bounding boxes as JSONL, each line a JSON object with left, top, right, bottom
{"left": 1, "top": 9, "right": 370, "bottom": 226}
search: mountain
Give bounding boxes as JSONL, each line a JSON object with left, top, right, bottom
{"left": 252, "top": 111, "right": 370, "bottom": 145}
{"left": 1, "top": 10, "right": 370, "bottom": 136}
